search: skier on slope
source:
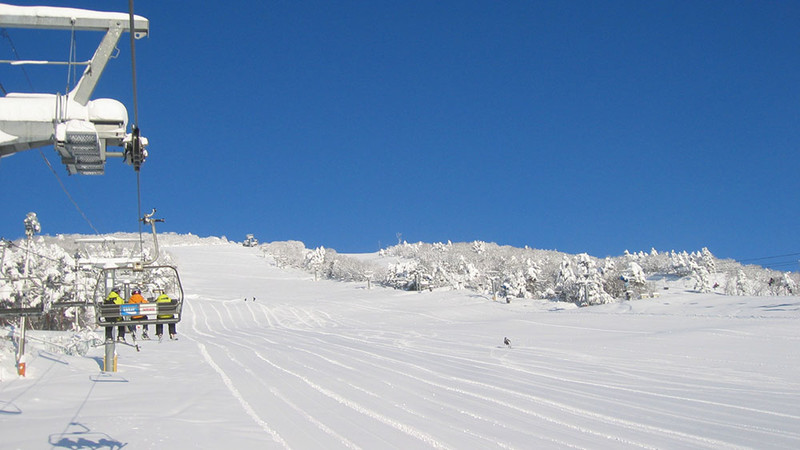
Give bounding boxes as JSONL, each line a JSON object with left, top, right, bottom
{"left": 103, "top": 287, "right": 126, "bottom": 341}
{"left": 128, "top": 288, "right": 150, "bottom": 340}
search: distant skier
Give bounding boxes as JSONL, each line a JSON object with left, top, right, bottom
{"left": 504, "top": 337, "right": 511, "bottom": 348}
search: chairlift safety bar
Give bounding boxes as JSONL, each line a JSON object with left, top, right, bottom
{"left": 96, "top": 300, "right": 180, "bottom": 326}
{"left": 0, "top": 305, "right": 45, "bottom": 317}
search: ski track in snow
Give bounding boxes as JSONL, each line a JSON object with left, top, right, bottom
{"left": 192, "top": 296, "right": 520, "bottom": 447}
{"left": 194, "top": 340, "right": 288, "bottom": 447}
{"left": 197, "top": 301, "right": 716, "bottom": 449}
{"left": 269, "top": 387, "right": 363, "bottom": 450}
{"left": 201, "top": 308, "right": 445, "bottom": 446}
{"left": 268, "top": 329, "right": 695, "bottom": 449}
{"left": 251, "top": 348, "right": 451, "bottom": 449}
{"left": 184, "top": 267, "right": 798, "bottom": 449}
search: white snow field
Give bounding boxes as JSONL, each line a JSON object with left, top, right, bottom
{"left": 2, "top": 242, "right": 800, "bottom": 449}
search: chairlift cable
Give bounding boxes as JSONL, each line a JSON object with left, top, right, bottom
{"left": 739, "top": 252, "right": 800, "bottom": 263}
{"left": 127, "top": 0, "right": 140, "bottom": 128}
{"left": 128, "top": 0, "right": 145, "bottom": 255}
{"left": 1, "top": 28, "right": 34, "bottom": 91}
{"left": 39, "top": 150, "right": 100, "bottom": 234}
{"left": 65, "top": 22, "right": 76, "bottom": 97}
{"left": 136, "top": 171, "right": 144, "bottom": 256}
{"left": 761, "top": 261, "right": 800, "bottom": 270}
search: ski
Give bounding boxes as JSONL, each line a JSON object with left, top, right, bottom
{"left": 115, "top": 338, "right": 140, "bottom": 352}
{"left": 129, "top": 326, "right": 140, "bottom": 351}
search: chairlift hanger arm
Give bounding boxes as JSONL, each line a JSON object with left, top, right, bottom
{"left": 0, "top": 4, "right": 149, "bottom": 37}
{"left": 140, "top": 209, "right": 164, "bottom": 265}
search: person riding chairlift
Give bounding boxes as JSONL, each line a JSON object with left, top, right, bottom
{"left": 155, "top": 290, "right": 177, "bottom": 340}
{"left": 128, "top": 288, "right": 150, "bottom": 340}
{"left": 104, "top": 287, "right": 126, "bottom": 341}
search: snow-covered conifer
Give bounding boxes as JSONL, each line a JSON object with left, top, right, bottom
{"left": 524, "top": 259, "right": 541, "bottom": 298}
{"left": 700, "top": 247, "right": 716, "bottom": 274}
{"left": 691, "top": 261, "right": 712, "bottom": 293}
{"left": 781, "top": 272, "right": 796, "bottom": 295}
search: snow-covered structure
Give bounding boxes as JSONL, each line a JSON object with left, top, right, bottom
{"left": 243, "top": 234, "right": 259, "bottom": 247}
{"left": 0, "top": 3, "right": 149, "bottom": 174}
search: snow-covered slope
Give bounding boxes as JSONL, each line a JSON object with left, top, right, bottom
{"left": 2, "top": 242, "right": 799, "bottom": 448}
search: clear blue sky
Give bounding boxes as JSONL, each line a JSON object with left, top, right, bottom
{"left": 2, "top": 1, "right": 799, "bottom": 269}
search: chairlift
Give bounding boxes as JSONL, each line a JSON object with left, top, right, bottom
{"left": 88, "top": 209, "right": 184, "bottom": 329}
{"left": 93, "top": 264, "right": 183, "bottom": 328}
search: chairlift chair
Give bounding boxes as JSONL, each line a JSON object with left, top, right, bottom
{"left": 93, "top": 264, "right": 183, "bottom": 328}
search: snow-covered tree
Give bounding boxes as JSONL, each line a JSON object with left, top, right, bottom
{"left": 734, "top": 269, "right": 751, "bottom": 296}
{"left": 554, "top": 258, "right": 576, "bottom": 302}
{"left": 670, "top": 251, "right": 692, "bottom": 277}
{"left": 700, "top": 247, "right": 716, "bottom": 274}
{"left": 385, "top": 260, "right": 431, "bottom": 291}
{"left": 691, "top": 260, "right": 713, "bottom": 293}
{"left": 524, "top": 259, "right": 541, "bottom": 298}
{"left": 780, "top": 272, "right": 796, "bottom": 295}
{"left": 552, "top": 254, "right": 612, "bottom": 306}
{"left": 608, "top": 260, "right": 649, "bottom": 300}
{"left": 0, "top": 237, "right": 82, "bottom": 330}
{"left": 626, "top": 261, "right": 648, "bottom": 288}
{"left": 575, "top": 254, "right": 613, "bottom": 306}
{"left": 261, "top": 240, "right": 308, "bottom": 268}
{"left": 304, "top": 246, "right": 326, "bottom": 279}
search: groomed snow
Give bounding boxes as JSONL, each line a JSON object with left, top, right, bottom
{"left": 2, "top": 242, "right": 799, "bottom": 448}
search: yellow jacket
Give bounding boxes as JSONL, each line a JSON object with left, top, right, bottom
{"left": 104, "top": 291, "right": 124, "bottom": 322}
{"left": 156, "top": 293, "right": 173, "bottom": 319}
{"left": 105, "top": 291, "right": 124, "bottom": 305}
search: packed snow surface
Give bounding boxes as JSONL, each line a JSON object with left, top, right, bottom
{"left": 2, "top": 243, "right": 800, "bottom": 449}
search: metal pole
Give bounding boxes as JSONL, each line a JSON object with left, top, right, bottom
{"left": 17, "top": 316, "right": 26, "bottom": 375}
{"left": 17, "top": 213, "right": 40, "bottom": 375}
{"left": 17, "top": 234, "right": 32, "bottom": 372}
{"left": 365, "top": 271, "right": 374, "bottom": 290}
{"left": 104, "top": 339, "right": 116, "bottom": 372}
